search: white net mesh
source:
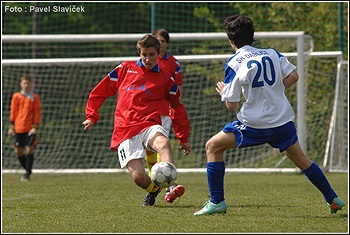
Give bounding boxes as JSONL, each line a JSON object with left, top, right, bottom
{"left": 2, "top": 53, "right": 346, "bottom": 171}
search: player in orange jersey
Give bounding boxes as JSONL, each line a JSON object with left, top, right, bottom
{"left": 8, "top": 75, "right": 42, "bottom": 182}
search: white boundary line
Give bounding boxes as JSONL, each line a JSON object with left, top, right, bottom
{"left": 2, "top": 168, "right": 301, "bottom": 174}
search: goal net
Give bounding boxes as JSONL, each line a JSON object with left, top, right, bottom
{"left": 323, "top": 60, "right": 348, "bottom": 173}
{"left": 2, "top": 33, "right": 347, "bottom": 173}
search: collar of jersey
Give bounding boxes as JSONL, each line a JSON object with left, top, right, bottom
{"left": 137, "top": 59, "right": 160, "bottom": 72}
{"left": 20, "top": 90, "right": 34, "bottom": 101}
{"left": 161, "top": 52, "right": 169, "bottom": 60}
{"left": 236, "top": 45, "right": 252, "bottom": 53}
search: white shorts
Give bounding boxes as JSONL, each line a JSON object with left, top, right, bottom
{"left": 161, "top": 115, "right": 172, "bottom": 135}
{"left": 117, "top": 125, "right": 169, "bottom": 168}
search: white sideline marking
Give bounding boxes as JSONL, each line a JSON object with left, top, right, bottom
{"left": 2, "top": 168, "right": 301, "bottom": 174}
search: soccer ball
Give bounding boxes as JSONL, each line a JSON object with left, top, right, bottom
{"left": 150, "top": 161, "right": 178, "bottom": 188}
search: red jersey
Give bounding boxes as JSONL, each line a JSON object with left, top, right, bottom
{"left": 85, "top": 59, "right": 190, "bottom": 151}
{"left": 10, "top": 91, "right": 41, "bottom": 133}
{"left": 158, "top": 52, "right": 183, "bottom": 116}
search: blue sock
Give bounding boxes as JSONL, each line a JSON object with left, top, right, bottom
{"left": 303, "top": 162, "right": 337, "bottom": 204}
{"left": 207, "top": 161, "right": 225, "bottom": 204}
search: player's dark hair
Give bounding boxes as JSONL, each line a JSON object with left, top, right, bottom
{"left": 136, "top": 34, "right": 161, "bottom": 54}
{"left": 224, "top": 15, "right": 254, "bottom": 48}
{"left": 20, "top": 75, "right": 32, "bottom": 83}
{"left": 152, "top": 28, "right": 170, "bottom": 43}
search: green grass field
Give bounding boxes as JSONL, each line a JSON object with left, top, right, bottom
{"left": 2, "top": 172, "right": 348, "bottom": 233}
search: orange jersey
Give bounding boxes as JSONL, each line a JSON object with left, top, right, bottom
{"left": 10, "top": 91, "right": 41, "bottom": 133}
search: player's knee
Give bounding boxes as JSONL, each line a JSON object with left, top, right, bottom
{"left": 205, "top": 139, "right": 216, "bottom": 154}
{"left": 157, "top": 136, "right": 170, "bottom": 146}
{"left": 15, "top": 147, "right": 24, "bottom": 156}
{"left": 133, "top": 172, "right": 148, "bottom": 187}
{"left": 27, "top": 146, "right": 35, "bottom": 154}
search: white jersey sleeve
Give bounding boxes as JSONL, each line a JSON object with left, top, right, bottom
{"left": 222, "top": 45, "right": 296, "bottom": 128}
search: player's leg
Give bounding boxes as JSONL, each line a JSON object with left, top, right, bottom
{"left": 148, "top": 132, "right": 185, "bottom": 203}
{"left": 271, "top": 121, "right": 345, "bottom": 214}
{"left": 146, "top": 125, "right": 187, "bottom": 203}
{"left": 145, "top": 116, "right": 171, "bottom": 175}
{"left": 148, "top": 132, "right": 186, "bottom": 203}
{"left": 145, "top": 149, "right": 157, "bottom": 176}
{"left": 15, "top": 146, "right": 26, "bottom": 170}
{"left": 14, "top": 133, "right": 29, "bottom": 181}
{"left": 194, "top": 130, "right": 237, "bottom": 215}
{"left": 24, "top": 145, "right": 35, "bottom": 180}
{"left": 147, "top": 130, "right": 174, "bottom": 163}
{"left": 285, "top": 141, "right": 345, "bottom": 214}
{"left": 153, "top": 115, "right": 185, "bottom": 202}
{"left": 126, "top": 158, "right": 156, "bottom": 189}
{"left": 20, "top": 132, "right": 37, "bottom": 181}
{"left": 118, "top": 135, "right": 161, "bottom": 206}
{"left": 126, "top": 158, "right": 161, "bottom": 206}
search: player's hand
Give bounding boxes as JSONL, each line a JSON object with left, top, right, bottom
{"left": 28, "top": 124, "right": 38, "bottom": 136}
{"left": 8, "top": 124, "right": 15, "bottom": 136}
{"left": 82, "top": 119, "right": 94, "bottom": 131}
{"left": 216, "top": 81, "right": 224, "bottom": 96}
{"left": 179, "top": 143, "right": 191, "bottom": 155}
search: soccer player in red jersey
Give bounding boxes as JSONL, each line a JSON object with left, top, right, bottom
{"left": 82, "top": 34, "right": 191, "bottom": 206}
{"left": 144, "top": 29, "right": 186, "bottom": 203}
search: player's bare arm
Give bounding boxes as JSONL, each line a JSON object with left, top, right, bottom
{"left": 225, "top": 102, "right": 239, "bottom": 112}
{"left": 283, "top": 70, "right": 299, "bottom": 89}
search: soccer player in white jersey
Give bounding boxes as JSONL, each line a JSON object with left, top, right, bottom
{"left": 194, "top": 15, "right": 345, "bottom": 216}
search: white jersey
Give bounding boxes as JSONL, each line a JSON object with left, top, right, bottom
{"left": 222, "top": 45, "right": 296, "bottom": 128}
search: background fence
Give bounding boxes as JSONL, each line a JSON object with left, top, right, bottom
{"left": 2, "top": 2, "right": 348, "bottom": 172}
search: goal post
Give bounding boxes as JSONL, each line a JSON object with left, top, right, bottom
{"left": 323, "top": 59, "right": 348, "bottom": 173}
{"left": 2, "top": 32, "right": 306, "bottom": 42}
{"left": 2, "top": 33, "right": 347, "bottom": 173}
{"left": 2, "top": 31, "right": 308, "bottom": 153}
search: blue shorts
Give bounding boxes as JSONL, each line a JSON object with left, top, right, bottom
{"left": 222, "top": 120, "right": 298, "bottom": 152}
